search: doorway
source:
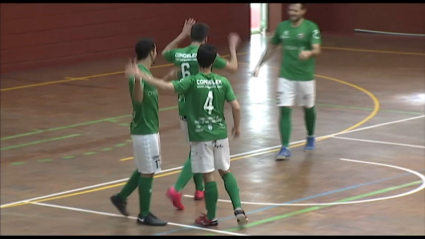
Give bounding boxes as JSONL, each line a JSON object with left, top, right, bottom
{"left": 250, "top": 3, "right": 268, "bottom": 35}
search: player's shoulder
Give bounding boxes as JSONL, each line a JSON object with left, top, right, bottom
{"left": 178, "top": 45, "right": 198, "bottom": 52}
{"left": 211, "top": 73, "right": 230, "bottom": 83}
{"left": 278, "top": 20, "right": 291, "bottom": 29}
{"left": 303, "top": 19, "right": 320, "bottom": 29}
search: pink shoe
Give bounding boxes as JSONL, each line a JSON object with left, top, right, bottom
{"left": 166, "top": 186, "right": 184, "bottom": 210}
{"left": 194, "top": 190, "right": 205, "bottom": 200}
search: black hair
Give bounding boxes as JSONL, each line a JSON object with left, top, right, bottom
{"left": 289, "top": 3, "right": 306, "bottom": 9}
{"left": 197, "top": 43, "right": 217, "bottom": 68}
{"left": 135, "top": 38, "right": 156, "bottom": 61}
{"left": 190, "top": 23, "right": 210, "bottom": 42}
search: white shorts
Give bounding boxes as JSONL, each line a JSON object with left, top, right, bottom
{"left": 179, "top": 116, "right": 189, "bottom": 143}
{"left": 276, "top": 78, "right": 316, "bottom": 108}
{"left": 190, "top": 138, "right": 231, "bottom": 174}
{"left": 131, "top": 133, "right": 162, "bottom": 174}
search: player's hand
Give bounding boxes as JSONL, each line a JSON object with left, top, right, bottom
{"left": 232, "top": 127, "right": 241, "bottom": 138}
{"left": 251, "top": 66, "right": 260, "bottom": 77}
{"left": 299, "top": 50, "right": 312, "bottom": 60}
{"left": 125, "top": 58, "right": 140, "bottom": 78}
{"left": 228, "top": 32, "right": 241, "bottom": 49}
{"left": 162, "top": 67, "right": 178, "bottom": 82}
{"left": 181, "top": 18, "right": 196, "bottom": 37}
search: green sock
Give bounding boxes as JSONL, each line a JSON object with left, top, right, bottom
{"left": 222, "top": 172, "right": 242, "bottom": 210}
{"left": 304, "top": 106, "right": 316, "bottom": 136}
{"left": 193, "top": 174, "right": 205, "bottom": 191}
{"left": 138, "top": 176, "right": 153, "bottom": 217}
{"left": 174, "top": 153, "right": 193, "bottom": 192}
{"left": 117, "top": 169, "right": 140, "bottom": 201}
{"left": 280, "top": 107, "right": 292, "bottom": 147}
{"left": 204, "top": 181, "right": 218, "bottom": 220}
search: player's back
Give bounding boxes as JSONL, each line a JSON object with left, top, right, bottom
{"left": 185, "top": 72, "right": 232, "bottom": 142}
{"left": 172, "top": 45, "right": 200, "bottom": 79}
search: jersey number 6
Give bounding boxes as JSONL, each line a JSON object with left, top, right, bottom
{"left": 181, "top": 62, "right": 191, "bottom": 77}
{"left": 203, "top": 90, "right": 214, "bottom": 115}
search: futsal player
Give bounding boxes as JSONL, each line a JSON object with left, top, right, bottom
{"left": 109, "top": 38, "right": 167, "bottom": 226}
{"left": 161, "top": 19, "right": 240, "bottom": 210}
{"left": 252, "top": 3, "right": 322, "bottom": 160}
{"left": 125, "top": 43, "right": 248, "bottom": 228}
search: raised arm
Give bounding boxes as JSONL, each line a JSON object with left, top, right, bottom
{"left": 162, "top": 67, "right": 178, "bottom": 82}
{"left": 125, "top": 59, "right": 174, "bottom": 92}
{"left": 222, "top": 33, "right": 241, "bottom": 73}
{"left": 125, "top": 59, "right": 191, "bottom": 93}
{"left": 131, "top": 76, "right": 144, "bottom": 103}
{"left": 161, "top": 18, "right": 196, "bottom": 56}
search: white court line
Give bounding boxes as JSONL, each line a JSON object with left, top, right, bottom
{"left": 0, "top": 144, "right": 295, "bottom": 208}
{"left": 334, "top": 136, "right": 425, "bottom": 149}
{"left": 327, "top": 115, "right": 425, "bottom": 137}
{"left": 2, "top": 114, "right": 424, "bottom": 209}
{"left": 30, "top": 202, "right": 247, "bottom": 236}
{"left": 184, "top": 158, "right": 425, "bottom": 206}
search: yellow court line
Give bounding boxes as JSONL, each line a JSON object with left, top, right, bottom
{"left": 0, "top": 66, "right": 380, "bottom": 208}
{"left": 1, "top": 45, "right": 423, "bottom": 92}
{"left": 0, "top": 78, "right": 89, "bottom": 92}
{"left": 322, "top": 46, "right": 425, "bottom": 56}
{"left": 0, "top": 52, "right": 246, "bottom": 92}
{"left": 119, "top": 67, "right": 380, "bottom": 164}
{"left": 68, "top": 52, "right": 250, "bottom": 80}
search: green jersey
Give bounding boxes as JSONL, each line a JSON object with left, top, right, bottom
{"left": 270, "top": 19, "right": 322, "bottom": 81}
{"left": 163, "top": 45, "right": 228, "bottom": 116}
{"left": 171, "top": 72, "right": 236, "bottom": 142}
{"left": 128, "top": 64, "right": 159, "bottom": 135}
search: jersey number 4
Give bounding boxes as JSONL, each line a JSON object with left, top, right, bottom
{"left": 203, "top": 91, "right": 214, "bottom": 115}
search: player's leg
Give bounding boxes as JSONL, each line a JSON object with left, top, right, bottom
{"left": 179, "top": 116, "right": 205, "bottom": 198}
{"left": 166, "top": 117, "right": 204, "bottom": 210}
{"left": 178, "top": 116, "right": 205, "bottom": 198}
{"left": 191, "top": 141, "right": 219, "bottom": 228}
{"left": 133, "top": 134, "right": 167, "bottom": 226}
{"left": 276, "top": 78, "right": 296, "bottom": 160}
{"left": 215, "top": 138, "right": 248, "bottom": 226}
{"left": 299, "top": 80, "right": 316, "bottom": 150}
{"left": 110, "top": 167, "right": 139, "bottom": 217}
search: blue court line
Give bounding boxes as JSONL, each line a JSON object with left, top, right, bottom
{"left": 154, "top": 168, "right": 425, "bottom": 235}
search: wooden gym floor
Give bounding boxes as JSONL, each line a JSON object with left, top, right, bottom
{"left": 1, "top": 34, "right": 424, "bottom": 235}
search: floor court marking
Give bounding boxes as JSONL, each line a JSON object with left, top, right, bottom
{"left": 333, "top": 136, "right": 425, "bottom": 149}
{"left": 2, "top": 45, "right": 423, "bottom": 92}
{"left": 0, "top": 52, "right": 247, "bottom": 92}
{"left": 183, "top": 158, "right": 425, "bottom": 206}
{"left": 3, "top": 114, "right": 423, "bottom": 210}
{"left": 0, "top": 72, "right": 381, "bottom": 208}
{"left": 30, "top": 202, "right": 247, "bottom": 236}
{"left": 0, "top": 134, "right": 81, "bottom": 151}
{"left": 3, "top": 68, "right": 424, "bottom": 209}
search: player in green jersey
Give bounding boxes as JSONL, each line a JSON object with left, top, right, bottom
{"left": 125, "top": 43, "right": 248, "bottom": 228}
{"left": 110, "top": 38, "right": 167, "bottom": 226}
{"left": 161, "top": 20, "right": 240, "bottom": 210}
{"left": 252, "top": 3, "right": 322, "bottom": 161}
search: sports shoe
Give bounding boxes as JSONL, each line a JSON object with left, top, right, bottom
{"left": 194, "top": 213, "right": 218, "bottom": 228}
{"left": 137, "top": 212, "right": 167, "bottom": 226}
{"left": 304, "top": 136, "right": 315, "bottom": 151}
{"left": 194, "top": 190, "right": 205, "bottom": 200}
{"left": 234, "top": 208, "right": 248, "bottom": 226}
{"left": 166, "top": 186, "right": 185, "bottom": 210}
{"left": 110, "top": 194, "right": 129, "bottom": 216}
{"left": 276, "top": 147, "right": 291, "bottom": 161}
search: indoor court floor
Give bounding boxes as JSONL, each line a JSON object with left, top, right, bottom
{"left": 1, "top": 34, "right": 424, "bottom": 235}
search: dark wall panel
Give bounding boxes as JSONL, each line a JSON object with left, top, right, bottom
{"left": 1, "top": 3, "right": 250, "bottom": 73}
